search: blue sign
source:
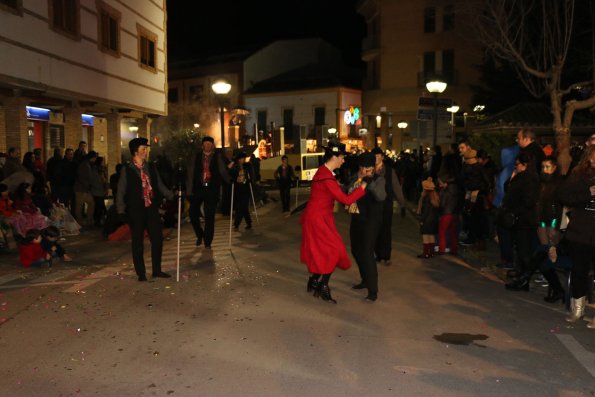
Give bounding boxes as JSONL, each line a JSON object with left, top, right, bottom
{"left": 26, "top": 106, "right": 50, "bottom": 121}
{"left": 81, "top": 114, "right": 94, "bottom": 126}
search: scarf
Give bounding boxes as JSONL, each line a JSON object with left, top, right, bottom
{"left": 134, "top": 161, "right": 153, "bottom": 207}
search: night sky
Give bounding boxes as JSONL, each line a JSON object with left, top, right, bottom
{"left": 167, "top": 0, "right": 366, "bottom": 67}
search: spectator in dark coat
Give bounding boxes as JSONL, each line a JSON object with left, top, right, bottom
{"left": 517, "top": 128, "right": 544, "bottom": 175}
{"left": 558, "top": 146, "right": 595, "bottom": 327}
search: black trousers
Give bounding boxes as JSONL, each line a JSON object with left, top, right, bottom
{"left": 569, "top": 241, "right": 595, "bottom": 298}
{"left": 234, "top": 185, "right": 252, "bottom": 227}
{"left": 128, "top": 206, "right": 163, "bottom": 277}
{"left": 189, "top": 187, "right": 219, "bottom": 246}
{"left": 350, "top": 216, "right": 381, "bottom": 294}
{"left": 375, "top": 200, "right": 393, "bottom": 260}
{"left": 513, "top": 229, "right": 537, "bottom": 273}
{"left": 279, "top": 183, "right": 291, "bottom": 212}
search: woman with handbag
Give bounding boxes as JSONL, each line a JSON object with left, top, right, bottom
{"left": 502, "top": 152, "right": 540, "bottom": 291}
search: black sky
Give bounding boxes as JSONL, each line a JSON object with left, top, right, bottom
{"left": 167, "top": 0, "right": 366, "bottom": 67}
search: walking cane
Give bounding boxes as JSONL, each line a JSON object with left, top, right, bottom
{"left": 175, "top": 159, "right": 183, "bottom": 282}
{"left": 248, "top": 182, "right": 259, "bottom": 225}
{"left": 228, "top": 182, "right": 235, "bottom": 250}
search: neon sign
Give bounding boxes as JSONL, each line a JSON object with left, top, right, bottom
{"left": 344, "top": 106, "right": 360, "bottom": 125}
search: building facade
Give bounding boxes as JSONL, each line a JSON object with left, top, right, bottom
{"left": 357, "top": 0, "right": 483, "bottom": 150}
{"left": 0, "top": 0, "right": 167, "bottom": 174}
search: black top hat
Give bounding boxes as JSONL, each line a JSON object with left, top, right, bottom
{"left": 128, "top": 137, "right": 150, "bottom": 155}
{"left": 323, "top": 141, "right": 347, "bottom": 157}
{"left": 202, "top": 136, "right": 215, "bottom": 143}
{"left": 358, "top": 152, "right": 376, "bottom": 168}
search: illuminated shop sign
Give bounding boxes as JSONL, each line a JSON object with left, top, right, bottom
{"left": 344, "top": 106, "right": 360, "bottom": 125}
{"left": 82, "top": 114, "right": 94, "bottom": 126}
{"left": 26, "top": 106, "right": 50, "bottom": 121}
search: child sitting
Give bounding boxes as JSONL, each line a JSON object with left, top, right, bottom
{"left": 18, "top": 228, "right": 50, "bottom": 268}
{"left": 41, "top": 225, "right": 72, "bottom": 262}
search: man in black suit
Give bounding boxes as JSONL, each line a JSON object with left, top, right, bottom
{"left": 116, "top": 138, "right": 173, "bottom": 281}
{"left": 186, "top": 136, "right": 231, "bottom": 248}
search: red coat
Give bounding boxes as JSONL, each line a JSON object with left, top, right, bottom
{"left": 300, "top": 165, "right": 366, "bottom": 274}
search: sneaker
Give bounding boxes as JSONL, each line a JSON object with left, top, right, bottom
{"left": 533, "top": 274, "right": 547, "bottom": 284}
{"left": 459, "top": 239, "right": 474, "bottom": 246}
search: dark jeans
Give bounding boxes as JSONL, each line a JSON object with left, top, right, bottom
{"left": 128, "top": 206, "right": 163, "bottom": 277}
{"left": 375, "top": 201, "right": 394, "bottom": 260}
{"left": 513, "top": 229, "right": 538, "bottom": 273}
{"left": 234, "top": 186, "right": 251, "bottom": 228}
{"left": 279, "top": 184, "right": 291, "bottom": 212}
{"left": 569, "top": 241, "right": 595, "bottom": 299}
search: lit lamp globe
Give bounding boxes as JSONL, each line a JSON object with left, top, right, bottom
{"left": 426, "top": 80, "right": 447, "bottom": 94}
{"left": 397, "top": 121, "right": 408, "bottom": 129}
{"left": 211, "top": 78, "right": 232, "bottom": 95}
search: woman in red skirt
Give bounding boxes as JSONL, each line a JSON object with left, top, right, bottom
{"left": 300, "top": 142, "right": 367, "bottom": 303}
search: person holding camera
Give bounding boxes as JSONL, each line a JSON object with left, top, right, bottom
{"left": 116, "top": 138, "right": 173, "bottom": 281}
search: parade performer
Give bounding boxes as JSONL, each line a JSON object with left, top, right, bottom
{"left": 300, "top": 142, "right": 367, "bottom": 304}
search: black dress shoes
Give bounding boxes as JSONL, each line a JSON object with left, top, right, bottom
{"left": 138, "top": 274, "right": 148, "bottom": 282}
{"left": 365, "top": 293, "right": 378, "bottom": 302}
{"left": 196, "top": 237, "right": 202, "bottom": 246}
{"left": 351, "top": 282, "right": 366, "bottom": 290}
{"left": 152, "top": 271, "right": 171, "bottom": 278}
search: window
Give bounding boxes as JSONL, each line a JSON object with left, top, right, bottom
{"left": 443, "top": 5, "right": 455, "bottom": 31}
{"left": 137, "top": 24, "right": 157, "bottom": 72}
{"left": 168, "top": 88, "right": 178, "bottom": 103}
{"left": 97, "top": 1, "right": 120, "bottom": 55}
{"left": 424, "top": 7, "right": 435, "bottom": 33}
{"left": 189, "top": 85, "right": 203, "bottom": 102}
{"left": 314, "top": 107, "right": 325, "bottom": 126}
{"left": 283, "top": 109, "right": 294, "bottom": 141}
{"left": 0, "top": 0, "right": 22, "bottom": 15}
{"left": 49, "top": 125, "right": 65, "bottom": 149}
{"left": 424, "top": 51, "right": 436, "bottom": 78}
{"left": 443, "top": 49, "right": 455, "bottom": 84}
{"left": 49, "top": 0, "right": 80, "bottom": 39}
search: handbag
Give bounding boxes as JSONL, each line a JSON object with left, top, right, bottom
{"left": 495, "top": 207, "right": 517, "bottom": 229}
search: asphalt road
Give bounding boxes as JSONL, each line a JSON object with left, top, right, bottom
{"left": 0, "top": 196, "right": 593, "bottom": 396}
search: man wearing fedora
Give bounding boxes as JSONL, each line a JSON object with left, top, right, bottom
{"left": 186, "top": 136, "right": 231, "bottom": 248}
{"left": 116, "top": 137, "right": 174, "bottom": 281}
{"left": 349, "top": 151, "right": 386, "bottom": 301}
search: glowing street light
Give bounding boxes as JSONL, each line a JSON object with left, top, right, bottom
{"left": 211, "top": 78, "right": 232, "bottom": 148}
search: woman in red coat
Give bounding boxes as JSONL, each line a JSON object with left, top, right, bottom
{"left": 300, "top": 142, "right": 367, "bottom": 303}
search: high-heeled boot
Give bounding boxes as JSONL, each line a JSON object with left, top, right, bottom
{"left": 505, "top": 272, "right": 531, "bottom": 291}
{"left": 566, "top": 296, "right": 586, "bottom": 322}
{"left": 307, "top": 275, "right": 320, "bottom": 293}
{"left": 315, "top": 283, "right": 337, "bottom": 304}
{"left": 541, "top": 268, "right": 565, "bottom": 303}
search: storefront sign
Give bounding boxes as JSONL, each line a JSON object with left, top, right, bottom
{"left": 81, "top": 114, "right": 94, "bottom": 126}
{"left": 26, "top": 106, "right": 50, "bottom": 121}
{"left": 344, "top": 106, "right": 360, "bottom": 125}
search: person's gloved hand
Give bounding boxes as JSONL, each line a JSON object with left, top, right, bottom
{"left": 400, "top": 207, "right": 406, "bottom": 218}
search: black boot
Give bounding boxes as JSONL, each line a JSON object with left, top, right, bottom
{"left": 315, "top": 284, "right": 337, "bottom": 304}
{"left": 541, "top": 268, "right": 565, "bottom": 303}
{"left": 505, "top": 273, "right": 531, "bottom": 291}
{"left": 307, "top": 275, "right": 320, "bottom": 293}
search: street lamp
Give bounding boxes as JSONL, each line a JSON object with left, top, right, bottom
{"left": 397, "top": 120, "right": 408, "bottom": 152}
{"left": 211, "top": 78, "right": 232, "bottom": 148}
{"left": 446, "top": 104, "right": 459, "bottom": 143}
{"left": 426, "top": 79, "right": 447, "bottom": 148}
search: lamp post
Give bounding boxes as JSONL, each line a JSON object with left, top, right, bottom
{"left": 211, "top": 78, "right": 232, "bottom": 148}
{"left": 446, "top": 104, "right": 459, "bottom": 143}
{"left": 397, "top": 120, "right": 408, "bottom": 152}
{"left": 425, "top": 79, "right": 447, "bottom": 148}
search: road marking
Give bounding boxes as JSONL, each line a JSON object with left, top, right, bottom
{"left": 555, "top": 334, "right": 595, "bottom": 378}
{"left": 0, "top": 280, "right": 81, "bottom": 290}
{"left": 62, "top": 265, "right": 124, "bottom": 293}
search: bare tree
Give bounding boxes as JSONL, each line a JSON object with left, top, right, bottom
{"left": 465, "top": 0, "right": 595, "bottom": 174}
